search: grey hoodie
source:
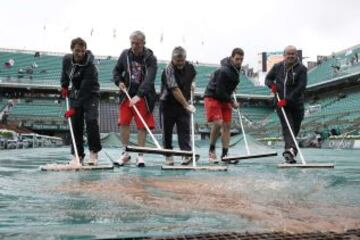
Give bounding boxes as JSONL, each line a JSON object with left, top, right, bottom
{"left": 112, "top": 48, "right": 158, "bottom": 112}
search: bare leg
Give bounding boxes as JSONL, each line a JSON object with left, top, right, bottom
{"left": 137, "top": 129, "right": 146, "bottom": 147}
{"left": 221, "top": 122, "right": 231, "bottom": 149}
{"left": 137, "top": 129, "right": 147, "bottom": 157}
{"left": 120, "top": 125, "right": 130, "bottom": 146}
{"left": 209, "top": 120, "right": 223, "bottom": 146}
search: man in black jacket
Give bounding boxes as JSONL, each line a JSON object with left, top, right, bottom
{"left": 112, "top": 31, "right": 157, "bottom": 167}
{"left": 60, "top": 37, "right": 102, "bottom": 165}
{"left": 265, "top": 45, "right": 307, "bottom": 164}
{"left": 204, "top": 48, "right": 244, "bottom": 164}
{"left": 160, "top": 47, "right": 196, "bottom": 166}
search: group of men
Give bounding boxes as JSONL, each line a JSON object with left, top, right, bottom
{"left": 60, "top": 31, "right": 307, "bottom": 167}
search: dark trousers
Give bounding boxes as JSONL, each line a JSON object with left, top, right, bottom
{"left": 70, "top": 97, "right": 102, "bottom": 158}
{"left": 276, "top": 106, "right": 304, "bottom": 154}
{"left": 160, "top": 102, "right": 191, "bottom": 156}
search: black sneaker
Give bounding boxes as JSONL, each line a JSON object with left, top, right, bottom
{"left": 221, "top": 155, "right": 239, "bottom": 164}
{"left": 229, "top": 160, "right": 239, "bottom": 164}
{"left": 283, "top": 151, "right": 297, "bottom": 164}
{"left": 181, "top": 156, "right": 192, "bottom": 165}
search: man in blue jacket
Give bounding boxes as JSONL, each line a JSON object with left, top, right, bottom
{"left": 113, "top": 31, "right": 157, "bottom": 167}
{"left": 60, "top": 37, "right": 102, "bottom": 166}
{"left": 265, "top": 45, "right": 307, "bottom": 164}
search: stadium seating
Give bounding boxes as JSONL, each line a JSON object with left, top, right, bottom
{"left": 2, "top": 46, "right": 360, "bottom": 139}
{"left": 308, "top": 45, "right": 360, "bottom": 85}
{"left": 0, "top": 49, "right": 270, "bottom": 96}
{"left": 0, "top": 98, "right": 8, "bottom": 111}
{"left": 249, "top": 89, "right": 360, "bottom": 139}
{"left": 8, "top": 99, "right": 65, "bottom": 120}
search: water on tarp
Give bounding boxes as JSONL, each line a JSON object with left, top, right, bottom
{"left": 0, "top": 140, "right": 360, "bottom": 239}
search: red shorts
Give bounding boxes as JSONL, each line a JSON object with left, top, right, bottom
{"left": 204, "top": 97, "right": 232, "bottom": 123}
{"left": 118, "top": 98, "right": 155, "bottom": 129}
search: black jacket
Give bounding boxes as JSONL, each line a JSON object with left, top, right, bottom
{"left": 160, "top": 61, "right": 196, "bottom": 107}
{"left": 112, "top": 48, "right": 157, "bottom": 112}
{"left": 265, "top": 60, "right": 307, "bottom": 107}
{"left": 204, "top": 57, "right": 240, "bottom": 102}
{"left": 60, "top": 50, "right": 100, "bottom": 108}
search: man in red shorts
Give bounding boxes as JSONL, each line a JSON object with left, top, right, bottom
{"left": 204, "top": 48, "right": 244, "bottom": 163}
{"left": 113, "top": 31, "right": 157, "bottom": 167}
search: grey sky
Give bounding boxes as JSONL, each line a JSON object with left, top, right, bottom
{"left": 0, "top": 0, "right": 359, "bottom": 69}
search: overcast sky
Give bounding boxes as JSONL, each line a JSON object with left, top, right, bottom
{"left": 0, "top": 0, "right": 359, "bottom": 69}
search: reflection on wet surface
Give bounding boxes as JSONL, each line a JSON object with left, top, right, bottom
{"left": 0, "top": 147, "right": 360, "bottom": 239}
{"left": 55, "top": 175, "right": 360, "bottom": 233}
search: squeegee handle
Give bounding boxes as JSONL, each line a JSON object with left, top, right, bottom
{"left": 66, "top": 97, "right": 80, "bottom": 165}
{"left": 275, "top": 93, "right": 306, "bottom": 165}
{"left": 122, "top": 88, "right": 161, "bottom": 149}
{"left": 232, "top": 94, "right": 250, "bottom": 155}
{"left": 190, "top": 91, "right": 197, "bottom": 167}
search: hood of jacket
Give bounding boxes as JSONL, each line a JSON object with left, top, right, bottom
{"left": 220, "top": 57, "right": 241, "bottom": 75}
{"left": 71, "top": 50, "right": 95, "bottom": 67}
{"left": 127, "top": 47, "right": 154, "bottom": 63}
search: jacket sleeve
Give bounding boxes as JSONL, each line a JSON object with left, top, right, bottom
{"left": 191, "top": 64, "right": 197, "bottom": 82}
{"left": 60, "top": 57, "right": 70, "bottom": 88}
{"left": 265, "top": 65, "right": 277, "bottom": 88}
{"left": 164, "top": 64, "right": 178, "bottom": 89}
{"left": 137, "top": 55, "right": 158, "bottom": 97}
{"left": 286, "top": 66, "right": 307, "bottom": 102}
{"left": 112, "top": 52, "right": 126, "bottom": 87}
{"left": 73, "top": 65, "right": 99, "bottom": 107}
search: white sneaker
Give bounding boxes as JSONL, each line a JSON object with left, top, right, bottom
{"left": 209, "top": 151, "right": 219, "bottom": 164}
{"left": 181, "top": 156, "right": 192, "bottom": 165}
{"left": 68, "top": 155, "right": 82, "bottom": 166}
{"left": 136, "top": 155, "right": 145, "bottom": 168}
{"left": 115, "top": 151, "right": 131, "bottom": 166}
{"left": 165, "top": 156, "right": 174, "bottom": 166}
{"left": 88, "top": 151, "right": 98, "bottom": 165}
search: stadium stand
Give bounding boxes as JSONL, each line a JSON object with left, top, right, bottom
{"left": 7, "top": 99, "right": 65, "bottom": 120}
{"left": 0, "top": 98, "right": 8, "bottom": 111}
{"left": 246, "top": 88, "right": 360, "bottom": 139}
{"left": 1, "top": 45, "right": 360, "bottom": 142}
{"left": 308, "top": 44, "right": 360, "bottom": 86}
{"left": 0, "top": 48, "right": 269, "bottom": 96}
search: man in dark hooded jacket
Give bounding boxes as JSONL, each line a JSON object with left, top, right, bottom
{"left": 112, "top": 31, "right": 157, "bottom": 167}
{"left": 265, "top": 45, "right": 307, "bottom": 164}
{"left": 204, "top": 48, "right": 244, "bottom": 164}
{"left": 60, "top": 37, "right": 102, "bottom": 166}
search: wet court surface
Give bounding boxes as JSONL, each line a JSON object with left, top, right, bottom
{"left": 0, "top": 146, "right": 359, "bottom": 239}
